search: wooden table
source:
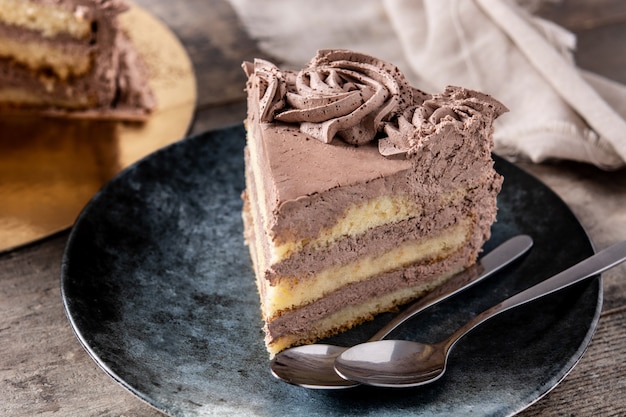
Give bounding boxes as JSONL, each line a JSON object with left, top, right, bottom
{"left": 2, "top": 1, "right": 625, "bottom": 415}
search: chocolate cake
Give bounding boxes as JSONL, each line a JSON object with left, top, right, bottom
{"left": 0, "top": 0, "right": 154, "bottom": 120}
{"left": 241, "top": 49, "right": 507, "bottom": 355}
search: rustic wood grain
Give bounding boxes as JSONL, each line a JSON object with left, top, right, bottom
{"left": 0, "top": 233, "right": 166, "bottom": 417}
{"left": 1, "top": 0, "right": 625, "bottom": 416}
{"left": 519, "top": 310, "right": 626, "bottom": 417}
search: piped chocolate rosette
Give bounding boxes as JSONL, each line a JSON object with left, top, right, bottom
{"left": 273, "top": 49, "right": 422, "bottom": 145}
{"left": 383, "top": 87, "right": 507, "bottom": 158}
{"left": 243, "top": 50, "right": 504, "bottom": 159}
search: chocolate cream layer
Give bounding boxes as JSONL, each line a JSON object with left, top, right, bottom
{"left": 0, "top": 0, "right": 154, "bottom": 116}
{"left": 265, "top": 239, "right": 480, "bottom": 344}
{"left": 266, "top": 181, "right": 498, "bottom": 283}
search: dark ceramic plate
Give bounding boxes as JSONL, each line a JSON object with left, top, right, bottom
{"left": 61, "top": 124, "right": 601, "bottom": 417}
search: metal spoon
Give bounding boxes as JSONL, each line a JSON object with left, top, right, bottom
{"left": 270, "top": 235, "right": 533, "bottom": 389}
{"left": 334, "top": 239, "right": 626, "bottom": 388}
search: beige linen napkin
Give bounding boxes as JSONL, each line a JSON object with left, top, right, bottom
{"left": 229, "top": 0, "right": 626, "bottom": 169}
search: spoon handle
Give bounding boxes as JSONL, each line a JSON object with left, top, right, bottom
{"left": 446, "top": 239, "right": 626, "bottom": 350}
{"left": 368, "top": 235, "right": 533, "bottom": 341}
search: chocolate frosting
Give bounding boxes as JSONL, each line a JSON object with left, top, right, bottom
{"left": 243, "top": 50, "right": 506, "bottom": 156}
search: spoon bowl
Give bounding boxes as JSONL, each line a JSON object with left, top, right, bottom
{"left": 334, "top": 240, "right": 626, "bottom": 388}
{"left": 270, "top": 235, "right": 533, "bottom": 388}
{"left": 335, "top": 340, "right": 446, "bottom": 387}
{"left": 270, "top": 344, "right": 359, "bottom": 389}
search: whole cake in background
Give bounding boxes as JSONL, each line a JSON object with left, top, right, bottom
{"left": 241, "top": 49, "right": 507, "bottom": 356}
{"left": 0, "top": 0, "right": 154, "bottom": 120}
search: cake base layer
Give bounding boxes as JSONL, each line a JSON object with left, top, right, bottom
{"left": 266, "top": 264, "right": 464, "bottom": 354}
{"left": 0, "top": 0, "right": 93, "bottom": 39}
{"left": 0, "top": 32, "right": 91, "bottom": 79}
{"left": 0, "top": 56, "right": 100, "bottom": 108}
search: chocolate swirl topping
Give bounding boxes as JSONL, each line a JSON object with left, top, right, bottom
{"left": 380, "top": 87, "right": 507, "bottom": 158}
{"left": 243, "top": 50, "right": 507, "bottom": 157}
{"left": 274, "top": 49, "right": 419, "bottom": 145}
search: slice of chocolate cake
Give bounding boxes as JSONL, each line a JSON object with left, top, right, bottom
{"left": 0, "top": 0, "right": 154, "bottom": 120}
{"left": 241, "top": 49, "right": 507, "bottom": 356}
